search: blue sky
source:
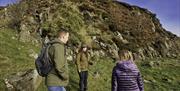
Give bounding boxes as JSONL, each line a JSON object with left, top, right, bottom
{"left": 0, "top": 0, "right": 17, "bottom": 6}
{"left": 0, "top": 0, "right": 180, "bottom": 36}
{"left": 120, "top": 0, "right": 180, "bottom": 36}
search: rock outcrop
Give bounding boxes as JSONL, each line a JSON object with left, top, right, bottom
{"left": 2, "top": 0, "right": 180, "bottom": 59}
{"left": 1, "top": 0, "right": 179, "bottom": 90}
{"left": 4, "top": 69, "right": 42, "bottom": 91}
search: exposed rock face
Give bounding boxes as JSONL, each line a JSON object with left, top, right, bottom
{"left": 4, "top": 69, "right": 42, "bottom": 91}
{"left": 3, "top": 0, "right": 180, "bottom": 59}
{"left": 18, "top": 15, "right": 40, "bottom": 44}
{"left": 1, "top": 0, "right": 179, "bottom": 90}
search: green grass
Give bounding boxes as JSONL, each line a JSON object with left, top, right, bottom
{"left": 0, "top": 28, "right": 180, "bottom": 91}
{"left": 136, "top": 58, "right": 180, "bottom": 91}
{"left": 0, "top": 28, "right": 40, "bottom": 90}
{"left": 37, "top": 57, "right": 180, "bottom": 91}
{"left": 37, "top": 56, "right": 115, "bottom": 91}
{"left": 66, "top": 56, "right": 114, "bottom": 91}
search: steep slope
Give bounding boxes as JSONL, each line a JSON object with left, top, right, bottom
{"left": 3, "top": 0, "right": 178, "bottom": 59}
{"left": 0, "top": 28, "right": 180, "bottom": 91}
{"left": 0, "top": 0, "right": 180, "bottom": 91}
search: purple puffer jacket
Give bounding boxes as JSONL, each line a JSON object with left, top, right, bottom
{"left": 111, "top": 60, "right": 144, "bottom": 91}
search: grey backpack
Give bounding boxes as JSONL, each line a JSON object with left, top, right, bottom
{"left": 35, "top": 43, "right": 53, "bottom": 77}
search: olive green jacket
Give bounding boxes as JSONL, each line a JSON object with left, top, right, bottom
{"left": 76, "top": 52, "right": 90, "bottom": 72}
{"left": 45, "top": 38, "right": 69, "bottom": 86}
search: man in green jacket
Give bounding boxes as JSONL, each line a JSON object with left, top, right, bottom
{"left": 46, "top": 29, "right": 69, "bottom": 91}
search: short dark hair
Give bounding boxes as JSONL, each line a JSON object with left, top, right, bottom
{"left": 82, "top": 44, "right": 88, "bottom": 48}
{"left": 57, "top": 28, "right": 69, "bottom": 37}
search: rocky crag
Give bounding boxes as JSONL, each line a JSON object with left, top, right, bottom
{"left": 1, "top": 0, "right": 180, "bottom": 59}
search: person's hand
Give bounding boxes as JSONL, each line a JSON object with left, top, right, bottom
{"left": 78, "top": 69, "right": 81, "bottom": 73}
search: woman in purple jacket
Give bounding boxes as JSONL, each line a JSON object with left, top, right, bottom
{"left": 112, "top": 50, "right": 144, "bottom": 91}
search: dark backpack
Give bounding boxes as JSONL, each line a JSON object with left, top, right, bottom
{"left": 35, "top": 43, "right": 53, "bottom": 77}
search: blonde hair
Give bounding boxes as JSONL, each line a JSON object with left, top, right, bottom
{"left": 118, "top": 50, "right": 133, "bottom": 61}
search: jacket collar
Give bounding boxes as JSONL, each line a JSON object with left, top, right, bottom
{"left": 48, "top": 38, "right": 64, "bottom": 45}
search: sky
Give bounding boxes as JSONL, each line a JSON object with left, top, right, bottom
{"left": 0, "top": 0, "right": 17, "bottom": 6}
{"left": 120, "top": 0, "right": 180, "bottom": 36}
{"left": 0, "top": 0, "right": 180, "bottom": 36}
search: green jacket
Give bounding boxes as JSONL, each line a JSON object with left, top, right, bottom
{"left": 45, "top": 38, "right": 69, "bottom": 86}
{"left": 76, "top": 52, "right": 90, "bottom": 72}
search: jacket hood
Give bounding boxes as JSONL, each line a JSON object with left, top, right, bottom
{"left": 48, "top": 38, "right": 64, "bottom": 45}
{"left": 116, "top": 60, "right": 139, "bottom": 72}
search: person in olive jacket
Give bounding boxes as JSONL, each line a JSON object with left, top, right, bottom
{"left": 76, "top": 44, "right": 92, "bottom": 91}
{"left": 46, "top": 29, "right": 69, "bottom": 91}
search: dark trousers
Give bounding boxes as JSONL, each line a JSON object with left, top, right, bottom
{"left": 79, "top": 71, "right": 88, "bottom": 91}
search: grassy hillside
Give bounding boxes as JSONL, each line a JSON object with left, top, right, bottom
{"left": 0, "top": 28, "right": 40, "bottom": 90}
{"left": 137, "top": 58, "right": 180, "bottom": 91}
{"left": 43, "top": 58, "right": 180, "bottom": 91}
{"left": 4, "top": 0, "right": 180, "bottom": 59}
{"left": 38, "top": 58, "right": 180, "bottom": 91}
{"left": 0, "top": 28, "right": 180, "bottom": 91}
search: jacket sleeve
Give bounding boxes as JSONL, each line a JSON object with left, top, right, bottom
{"left": 137, "top": 72, "right": 144, "bottom": 91}
{"left": 87, "top": 53, "right": 93, "bottom": 65}
{"left": 53, "top": 44, "right": 68, "bottom": 80}
{"left": 76, "top": 53, "right": 81, "bottom": 72}
{"left": 112, "top": 67, "right": 117, "bottom": 91}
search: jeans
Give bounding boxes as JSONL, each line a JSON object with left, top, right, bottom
{"left": 48, "top": 86, "right": 66, "bottom": 91}
{"left": 79, "top": 71, "right": 88, "bottom": 91}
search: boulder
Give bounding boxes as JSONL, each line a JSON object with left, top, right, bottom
{"left": 4, "top": 69, "right": 42, "bottom": 91}
{"left": 19, "top": 27, "right": 31, "bottom": 42}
